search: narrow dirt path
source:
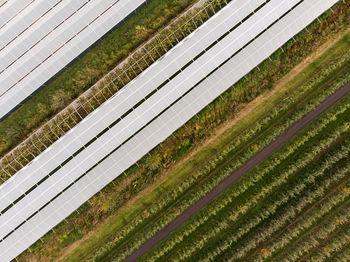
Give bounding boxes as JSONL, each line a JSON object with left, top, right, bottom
{"left": 123, "top": 82, "right": 350, "bottom": 262}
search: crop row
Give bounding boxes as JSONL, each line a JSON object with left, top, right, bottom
{"left": 216, "top": 161, "right": 350, "bottom": 261}
{"left": 144, "top": 116, "right": 350, "bottom": 261}
{"left": 305, "top": 223, "right": 350, "bottom": 262}
{"left": 279, "top": 202, "right": 350, "bottom": 262}
{"left": 251, "top": 181, "right": 350, "bottom": 261}
{"left": 139, "top": 98, "right": 350, "bottom": 260}
{"left": 88, "top": 63, "right": 350, "bottom": 261}
{"left": 330, "top": 243, "right": 350, "bottom": 262}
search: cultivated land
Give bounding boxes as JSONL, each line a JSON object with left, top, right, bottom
{"left": 16, "top": 1, "right": 350, "bottom": 261}
{"left": 129, "top": 80, "right": 350, "bottom": 262}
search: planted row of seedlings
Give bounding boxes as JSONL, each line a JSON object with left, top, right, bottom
{"left": 248, "top": 181, "right": 350, "bottom": 261}
{"left": 278, "top": 202, "right": 350, "bottom": 262}
{"left": 140, "top": 97, "right": 350, "bottom": 262}
{"left": 146, "top": 158, "right": 350, "bottom": 261}
{"left": 215, "top": 156, "right": 350, "bottom": 261}
{"left": 89, "top": 63, "right": 350, "bottom": 261}
{"left": 331, "top": 244, "right": 350, "bottom": 262}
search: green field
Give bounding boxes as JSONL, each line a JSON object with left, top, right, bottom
{"left": 141, "top": 92, "right": 350, "bottom": 261}
{"left": 17, "top": 1, "right": 350, "bottom": 261}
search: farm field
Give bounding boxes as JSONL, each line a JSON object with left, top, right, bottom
{"left": 19, "top": 9, "right": 350, "bottom": 262}
{"left": 98, "top": 50, "right": 350, "bottom": 262}
{"left": 10, "top": 1, "right": 350, "bottom": 261}
{"left": 136, "top": 84, "right": 350, "bottom": 262}
{"left": 1, "top": 1, "right": 304, "bottom": 259}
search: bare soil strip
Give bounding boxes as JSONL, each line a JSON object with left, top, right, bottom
{"left": 124, "top": 82, "right": 350, "bottom": 262}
